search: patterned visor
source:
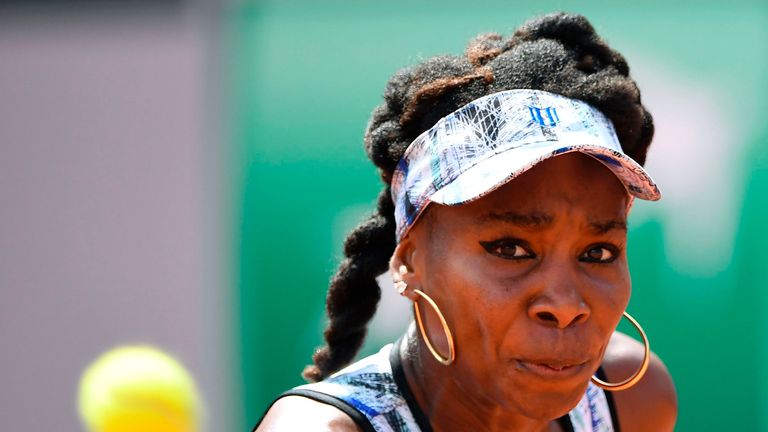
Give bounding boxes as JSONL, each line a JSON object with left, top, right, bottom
{"left": 391, "top": 89, "right": 661, "bottom": 241}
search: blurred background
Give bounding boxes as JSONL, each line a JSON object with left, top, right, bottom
{"left": 1, "top": 0, "right": 766, "bottom": 430}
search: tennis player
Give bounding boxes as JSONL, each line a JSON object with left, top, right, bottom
{"left": 257, "top": 12, "right": 677, "bottom": 432}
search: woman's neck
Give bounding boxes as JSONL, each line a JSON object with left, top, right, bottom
{"left": 398, "top": 325, "right": 565, "bottom": 432}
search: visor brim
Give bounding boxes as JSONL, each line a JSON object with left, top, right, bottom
{"left": 429, "top": 141, "right": 661, "bottom": 206}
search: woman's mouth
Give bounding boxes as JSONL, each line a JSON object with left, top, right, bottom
{"left": 515, "top": 358, "right": 589, "bottom": 380}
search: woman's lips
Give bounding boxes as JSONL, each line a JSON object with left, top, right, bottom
{"left": 515, "top": 358, "right": 589, "bottom": 380}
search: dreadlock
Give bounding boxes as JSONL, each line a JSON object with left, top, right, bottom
{"left": 302, "top": 11, "right": 654, "bottom": 382}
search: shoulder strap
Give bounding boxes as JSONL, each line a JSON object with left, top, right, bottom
{"left": 567, "top": 372, "right": 617, "bottom": 432}
{"left": 255, "top": 344, "right": 421, "bottom": 432}
{"left": 252, "top": 388, "right": 375, "bottom": 432}
{"left": 388, "top": 337, "right": 433, "bottom": 432}
{"left": 594, "top": 367, "right": 621, "bottom": 432}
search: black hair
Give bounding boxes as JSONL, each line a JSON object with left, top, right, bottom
{"left": 302, "top": 12, "right": 654, "bottom": 382}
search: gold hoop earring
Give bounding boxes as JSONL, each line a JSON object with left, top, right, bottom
{"left": 412, "top": 289, "right": 456, "bottom": 366}
{"left": 591, "top": 311, "right": 651, "bottom": 392}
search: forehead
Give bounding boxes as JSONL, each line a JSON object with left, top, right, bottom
{"left": 418, "top": 153, "right": 629, "bottom": 234}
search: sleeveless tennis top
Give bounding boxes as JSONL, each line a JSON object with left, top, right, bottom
{"left": 256, "top": 340, "right": 620, "bottom": 432}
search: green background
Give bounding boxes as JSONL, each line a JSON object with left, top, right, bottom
{"left": 230, "top": 1, "right": 768, "bottom": 430}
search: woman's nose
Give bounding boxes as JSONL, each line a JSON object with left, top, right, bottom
{"left": 527, "top": 284, "right": 591, "bottom": 329}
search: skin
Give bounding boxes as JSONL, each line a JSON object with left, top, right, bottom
{"left": 258, "top": 153, "right": 677, "bottom": 431}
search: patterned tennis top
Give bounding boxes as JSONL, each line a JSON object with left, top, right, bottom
{"left": 256, "top": 340, "right": 620, "bottom": 432}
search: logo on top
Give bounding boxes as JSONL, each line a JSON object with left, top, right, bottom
{"left": 528, "top": 106, "right": 560, "bottom": 127}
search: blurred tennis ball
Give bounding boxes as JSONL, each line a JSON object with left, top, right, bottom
{"left": 78, "top": 345, "right": 203, "bottom": 432}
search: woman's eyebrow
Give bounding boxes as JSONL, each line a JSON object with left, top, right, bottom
{"left": 476, "top": 212, "right": 627, "bottom": 234}
{"left": 476, "top": 211, "right": 554, "bottom": 229}
{"left": 588, "top": 219, "right": 628, "bottom": 234}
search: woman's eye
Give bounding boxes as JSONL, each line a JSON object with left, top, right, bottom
{"left": 480, "top": 239, "right": 535, "bottom": 260}
{"left": 580, "top": 245, "right": 618, "bottom": 263}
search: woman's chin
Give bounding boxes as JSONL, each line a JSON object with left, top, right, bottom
{"left": 493, "top": 377, "right": 590, "bottom": 421}
{"left": 517, "top": 393, "right": 584, "bottom": 421}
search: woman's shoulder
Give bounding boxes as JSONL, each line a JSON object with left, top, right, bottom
{"left": 601, "top": 331, "right": 678, "bottom": 432}
{"left": 255, "top": 344, "right": 398, "bottom": 432}
{"left": 256, "top": 396, "right": 362, "bottom": 432}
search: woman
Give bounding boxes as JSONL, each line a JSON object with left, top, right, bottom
{"left": 257, "top": 12, "right": 677, "bottom": 432}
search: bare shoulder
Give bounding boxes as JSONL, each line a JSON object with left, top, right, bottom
{"left": 256, "top": 395, "right": 362, "bottom": 432}
{"left": 601, "top": 331, "right": 678, "bottom": 432}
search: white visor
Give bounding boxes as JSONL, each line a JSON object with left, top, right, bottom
{"left": 390, "top": 89, "right": 660, "bottom": 241}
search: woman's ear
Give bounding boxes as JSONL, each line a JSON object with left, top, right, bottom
{"left": 389, "top": 236, "right": 419, "bottom": 301}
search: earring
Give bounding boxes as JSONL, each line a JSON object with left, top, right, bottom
{"left": 395, "top": 281, "right": 456, "bottom": 366}
{"left": 591, "top": 311, "right": 651, "bottom": 392}
{"left": 395, "top": 280, "right": 408, "bottom": 295}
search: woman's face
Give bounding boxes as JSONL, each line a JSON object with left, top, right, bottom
{"left": 398, "top": 152, "right": 631, "bottom": 420}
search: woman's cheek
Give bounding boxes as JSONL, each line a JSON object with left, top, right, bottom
{"left": 585, "top": 259, "right": 630, "bottom": 298}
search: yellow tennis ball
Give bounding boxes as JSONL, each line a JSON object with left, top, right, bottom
{"left": 78, "top": 345, "right": 202, "bottom": 432}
